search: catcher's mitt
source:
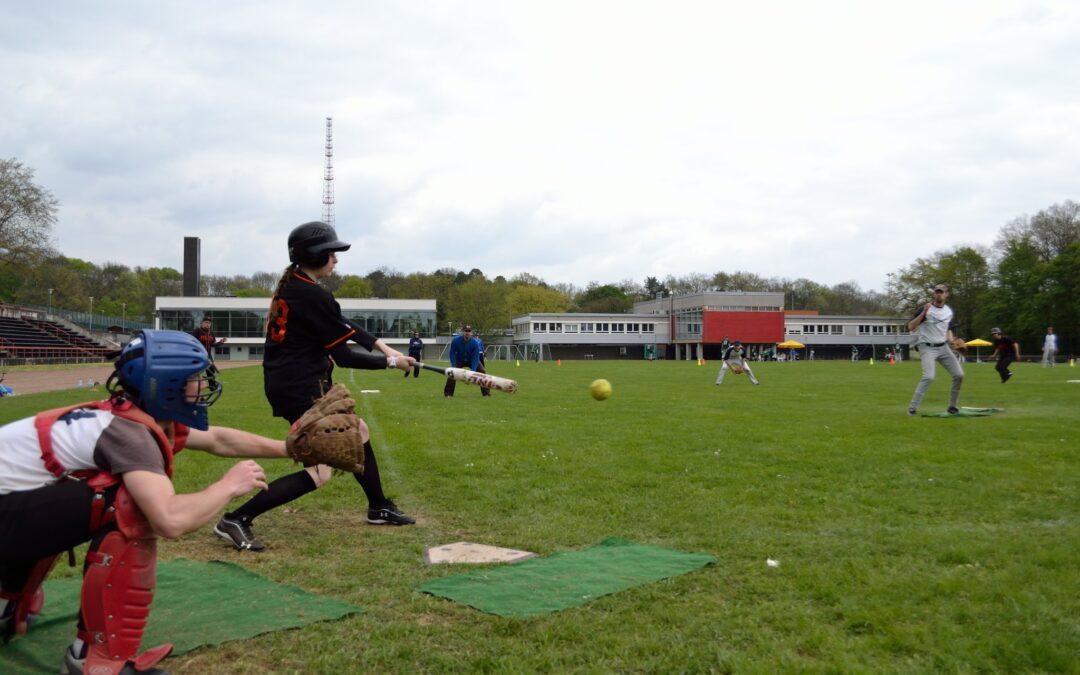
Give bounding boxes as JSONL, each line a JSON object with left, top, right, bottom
{"left": 286, "top": 384, "right": 365, "bottom": 473}
{"left": 730, "top": 365, "right": 745, "bottom": 375}
{"left": 951, "top": 338, "right": 967, "bottom": 352}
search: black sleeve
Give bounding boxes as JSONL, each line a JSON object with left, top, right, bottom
{"left": 329, "top": 342, "right": 388, "bottom": 370}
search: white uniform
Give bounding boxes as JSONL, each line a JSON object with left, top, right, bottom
{"left": 908, "top": 303, "right": 963, "bottom": 413}
{"left": 715, "top": 345, "right": 759, "bottom": 385}
{"left": 0, "top": 408, "right": 164, "bottom": 495}
{"left": 1042, "top": 332, "right": 1057, "bottom": 368}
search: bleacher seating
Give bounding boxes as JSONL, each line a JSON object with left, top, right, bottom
{"left": 0, "top": 316, "right": 112, "bottom": 361}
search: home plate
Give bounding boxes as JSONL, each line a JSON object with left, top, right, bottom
{"left": 424, "top": 542, "right": 536, "bottom": 565}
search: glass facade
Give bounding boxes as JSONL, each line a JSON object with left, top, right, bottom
{"left": 158, "top": 309, "right": 437, "bottom": 339}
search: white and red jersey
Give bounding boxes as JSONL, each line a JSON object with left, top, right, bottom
{"left": 0, "top": 404, "right": 173, "bottom": 495}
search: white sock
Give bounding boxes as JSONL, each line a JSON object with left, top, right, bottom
{"left": 71, "top": 638, "right": 87, "bottom": 658}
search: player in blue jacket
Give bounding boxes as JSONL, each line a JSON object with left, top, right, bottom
{"left": 445, "top": 325, "right": 490, "bottom": 397}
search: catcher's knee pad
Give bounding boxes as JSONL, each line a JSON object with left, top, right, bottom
{"left": 79, "top": 530, "right": 172, "bottom": 674}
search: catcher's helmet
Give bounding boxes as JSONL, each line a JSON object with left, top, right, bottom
{"left": 287, "top": 221, "right": 351, "bottom": 267}
{"left": 107, "top": 329, "right": 222, "bottom": 430}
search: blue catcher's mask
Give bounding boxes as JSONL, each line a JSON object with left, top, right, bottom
{"left": 107, "top": 330, "right": 223, "bottom": 430}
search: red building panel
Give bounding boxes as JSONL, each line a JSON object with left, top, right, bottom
{"left": 702, "top": 311, "right": 785, "bottom": 344}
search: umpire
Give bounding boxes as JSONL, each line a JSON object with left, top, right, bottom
{"left": 445, "top": 325, "right": 490, "bottom": 397}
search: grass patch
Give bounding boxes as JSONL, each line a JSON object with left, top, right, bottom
{"left": 3, "top": 359, "right": 1078, "bottom": 673}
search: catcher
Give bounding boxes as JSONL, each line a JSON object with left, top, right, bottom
{"left": 214, "top": 222, "right": 417, "bottom": 554}
{"left": 0, "top": 330, "right": 287, "bottom": 674}
{"left": 715, "top": 340, "right": 760, "bottom": 386}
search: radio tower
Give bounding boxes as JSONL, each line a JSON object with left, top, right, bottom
{"left": 322, "top": 117, "right": 335, "bottom": 227}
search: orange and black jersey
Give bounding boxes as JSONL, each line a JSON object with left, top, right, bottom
{"left": 263, "top": 270, "right": 378, "bottom": 417}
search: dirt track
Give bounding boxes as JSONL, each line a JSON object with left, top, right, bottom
{"left": 1, "top": 361, "right": 254, "bottom": 396}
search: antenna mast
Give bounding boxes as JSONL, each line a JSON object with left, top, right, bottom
{"left": 322, "top": 117, "right": 335, "bottom": 226}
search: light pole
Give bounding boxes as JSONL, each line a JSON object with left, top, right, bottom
{"left": 121, "top": 303, "right": 126, "bottom": 331}
{"left": 88, "top": 296, "right": 94, "bottom": 331}
{"left": 48, "top": 288, "right": 53, "bottom": 314}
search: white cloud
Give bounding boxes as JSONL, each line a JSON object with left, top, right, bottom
{"left": 2, "top": 0, "right": 1079, "bottom": 292}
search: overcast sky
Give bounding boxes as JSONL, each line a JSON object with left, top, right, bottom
{"left": 3, "top": 1, "right": 1078, "bottom": 293}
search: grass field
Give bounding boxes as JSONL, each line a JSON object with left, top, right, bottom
{"left": 2, "top": 358, "right": 1078, "bottom": 673}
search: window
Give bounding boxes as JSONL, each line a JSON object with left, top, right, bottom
{"left": 564, "top": 323, "right": 578, "bottom": 333}
{"left": 612, "top": 323, "right": 624, "bottom": 333}
{"left": 597, "top": 323, "right": 610, "bottom": 333}
{"left": 643, "top": 323, "right": 654, "bottom": 333}
{"left": 580, "top": 322, "right": 594, "bottom": 333}
{"left": 534, "top": 322, "right": 546, "bottom": 333}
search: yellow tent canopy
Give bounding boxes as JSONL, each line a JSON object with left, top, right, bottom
{"left": 965, "top": 338, "right": 992, "bottom": 347}
{"left": 777, "top": 340, "right": 805, "bottom": 349}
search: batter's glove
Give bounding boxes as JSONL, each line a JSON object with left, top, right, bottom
{"left": 951, "top": 338, "right": 967, "bottom": 353}
{"left": 286, "top": 384, "right": 365, "bottom": 473}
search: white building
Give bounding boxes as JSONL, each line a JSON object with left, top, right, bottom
{"left": 155, "top": 296, "right": 438, "bottom": 361}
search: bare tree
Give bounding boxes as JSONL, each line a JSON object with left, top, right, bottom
{"left": 0, "top": 158, "right": 59, "bottom": 266}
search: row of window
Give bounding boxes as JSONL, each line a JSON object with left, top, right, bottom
{"left": 786, "top": 324, "right": 907, "bottom": 336}
{"left": 522, "top": 322, "right": 658, "bottom": 334}
{"left": 702, "top": 305, "right": 782, "bottom": 312}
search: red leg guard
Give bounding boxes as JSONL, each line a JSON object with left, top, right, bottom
{"left": 1, "top": 553, "right": 61, "bottom": 635}
{"left": 79, "top": 530, "right": 172, "bottom": 675}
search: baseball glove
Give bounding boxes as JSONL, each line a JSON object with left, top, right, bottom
{"left": 286, "top": 384, "right": 365, "bottom": 473}
{"left": 951, "top": 338, "right": 967, "bottom": 352}
{"left": 730, "top": 365, "right": 745, "bottom": 375}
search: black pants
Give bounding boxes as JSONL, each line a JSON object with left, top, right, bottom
{"left": 0, "top": 481, "right": 114, "bottom": 591}
{"left": 996, "top": 354, "right": 1015, "bottom": 381}
{"left": 444, "top": 358, "right": 490, "bottom": 397}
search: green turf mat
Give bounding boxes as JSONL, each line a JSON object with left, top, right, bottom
{"left": 921, "top": 406, "right": 1004, "bottom": 418}
{"left": 0, "top": 558, "right": 361, "bottom": 674}
{"left": 418, "top": 538, "right": 715, "bottom": 617}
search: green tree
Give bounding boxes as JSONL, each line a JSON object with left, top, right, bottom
{"left": 446, "top": 277, "right": 508, "bottom": 337}
{"left": 507, "top": 284, "right": 570, "bottom": 317}
{"left": 574, "top": 283, "right": 631, "bottom": 313}
{"left": 337, "top": 275, "right": 374, "bottom": 298}
{"left": 885, "top": 246, "right": 991, "bottom": 336}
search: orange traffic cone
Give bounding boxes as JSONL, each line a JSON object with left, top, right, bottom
{"left": 557, "top": 359, "right": 562, "bottom": 366}
{"left": 889, "top": 354, "right": 895, "bottom": 365}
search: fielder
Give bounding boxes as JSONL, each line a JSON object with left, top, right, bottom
{"left": 1042, "top": 327, "right": 1057, "bottom": 368}
{"left": 0, "top": 330, "right": 286, "bottom": 675}
{"left": 907, "top": 284, "right": 965, "bottom": 416}
{"left": 715, "top": 340, "right": 759, "bottom": 385}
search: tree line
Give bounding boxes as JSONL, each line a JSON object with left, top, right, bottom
{"left": 2, "top": 157, "right": 1077, "bottom": 353}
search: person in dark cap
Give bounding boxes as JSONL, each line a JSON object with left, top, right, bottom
{"left": 989, "top": 327, "right": 1021, "bottom": 383}
{"left": 190, "top": 316, "right": 226, "bottom": 359}
{"left": 214, "top": 222, "right": 418, "bottom": 553}
{"left": 715, "top": 340, "right": 759, "bottom": 385}
{"left": 405, "top": 331, "right": 424, "bottom": 377}
{"left": 906, "top": 283, "right": 964, "bottom": 415}
{"left": 445, "top": 325, "right": 490, "bottom": 397}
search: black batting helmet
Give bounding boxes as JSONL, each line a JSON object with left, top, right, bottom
{"left": 287, "top": 221, "right": 351, "bottom": 267}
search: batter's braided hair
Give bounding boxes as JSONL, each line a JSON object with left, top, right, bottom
{"left": 267, "top": 264, "right": 300, "bottom": 328}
